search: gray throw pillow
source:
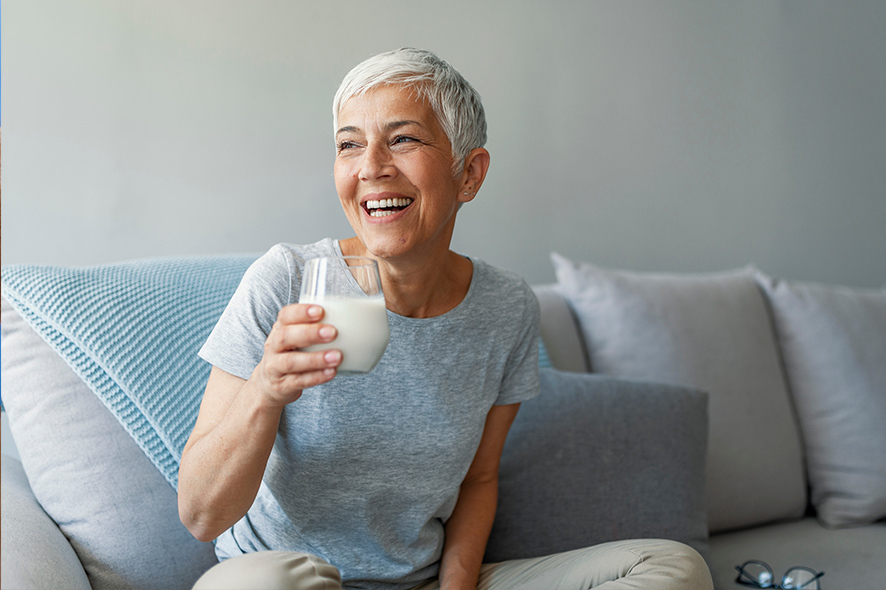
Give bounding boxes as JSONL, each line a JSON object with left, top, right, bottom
{"left": 485, "top": 369, "right": 710, "bottom": 563}
{"left": 552, "top": 253, "right": 807, "bottom": 533}
{"left": 757, "top": 273, "right": 886, "bottom": 527}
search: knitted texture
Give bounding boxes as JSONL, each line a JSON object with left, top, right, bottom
{"left": 1, "top": 255, "right": 257, "bottom": 489}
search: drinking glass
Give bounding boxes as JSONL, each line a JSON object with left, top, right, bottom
{"left": 299, "top": 256, "right": 390, "bottom": 375}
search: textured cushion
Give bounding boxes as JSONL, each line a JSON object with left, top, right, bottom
{"left": 1, "top": 296, "right": 220, "bottom": 590}
{"left": 1, "top": 255, "right": 256, "bottom": 487}
{"left": 757, "top": 273, "right": 886, "bottom": 527}
{"left": 486, "top": 369, "right": 710, "bottom": 562}
{"left": 552, "top": 253, "right": 806, "bottom": 532}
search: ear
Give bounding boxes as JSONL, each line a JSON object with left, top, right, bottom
{"left": 458, "top": 148, "right": 491, "bottom": 204}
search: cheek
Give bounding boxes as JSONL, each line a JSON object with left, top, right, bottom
{"left": 333, "top": 163, "right": 356, "bottom": 195}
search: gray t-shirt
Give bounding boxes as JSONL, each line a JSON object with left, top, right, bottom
{"left": 198, "top": 238, "right": 540, "bottom": 590}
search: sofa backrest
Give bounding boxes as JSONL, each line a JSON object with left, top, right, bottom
{"left": 543, "top": 257, "right": 809, "bottom": 534}
{"left": 533, "top": 284, "right": 589, "bottom": 373}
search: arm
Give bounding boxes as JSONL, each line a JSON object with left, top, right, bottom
{"left": 177, "top": 303, "right": 342, "bottom": 542}
{"left": 437, "top": 403, "right": 521, "bottom": 590}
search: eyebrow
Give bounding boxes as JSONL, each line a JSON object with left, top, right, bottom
{"left": 335, "top": 120, "right": 425, "bottom": 137}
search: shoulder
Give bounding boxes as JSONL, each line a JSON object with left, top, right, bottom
{"left": 469, "top": 259, "right": 540, "bottom": 322}
{"left": 248, "top": 239, "right": 338, "bottom": 278}
{"left": 236, "top": 239, "right": 339, "bottom": 304}
{"left": 262, "top": 238, "right": 338, "bottom": 266}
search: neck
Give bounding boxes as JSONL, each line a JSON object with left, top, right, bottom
{"left": 339, "top": 237, "right": 472, "bottom": 318}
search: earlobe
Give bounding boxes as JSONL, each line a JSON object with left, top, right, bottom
{"left": 460, "top": 148, "right": 491, "bottom": 201}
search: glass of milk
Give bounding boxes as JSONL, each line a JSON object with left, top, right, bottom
{"left": 299, "top": 256, "right": 390, "bottom": 375}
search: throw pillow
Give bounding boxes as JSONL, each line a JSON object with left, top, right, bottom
{"left": 1, "top": 299, "right": 220, "bottom": 590}
{"left": 1, "top": 255, "right": 257, "bottom": 488}
{"left": 757, "top": 273, "right": 886, "bottom": 527}
{"left": 486, "top": 369, "right": 710, "bottom": 563}
{"left": 551, "top": 253, "right": 807, "bottom": 533}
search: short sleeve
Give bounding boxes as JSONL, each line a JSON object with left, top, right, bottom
{"left": 198, "top": 245, "right": 296, "bottom": 379}
{"left": 494, "top": 282, "right": 541, "bottom": 406}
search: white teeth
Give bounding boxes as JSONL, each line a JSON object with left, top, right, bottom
{"left": 365, "top": 197, "right": 413, "bottom": 210}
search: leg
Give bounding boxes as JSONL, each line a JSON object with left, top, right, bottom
{"left": 412, "top": 539, "right": 712, "bottom": 590}
{"left": 193, "top": 551, "right": 343, "bottom": 590}
{"left": 479, "top": 539, "right": 713, "bottom": 590}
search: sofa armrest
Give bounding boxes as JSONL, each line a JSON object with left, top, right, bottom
{"left": 1, "top": 455, "right": 91, "bottom": 590}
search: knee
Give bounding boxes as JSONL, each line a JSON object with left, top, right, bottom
{"left": 646, "top": 540, "right": 713, "bottom": 590}
{"left": 193, "top": 551, "right": 342, "bottom": 590}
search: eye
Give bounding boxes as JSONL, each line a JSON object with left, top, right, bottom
{"left": 392, "top": 135, "right": 418, "bottom": 146}
{"left": 336, "top": 140, "right": 360, "bottom": 152}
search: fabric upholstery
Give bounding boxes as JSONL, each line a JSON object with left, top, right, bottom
{"left": 1, "top": 456, "right": 91, "bottom": 590}
{"left": 1, "top": 298, "right": 219, "bottom": 590}
{"left": 486, "top": 369, "right": 710, "bottom": 563}
{"left": 532, "top": 285, "right": 589, "bottom": 372}
{"left": 551, "top": 253, "right": 806, "bottom": 533}
{"left": 708, "top": 518, "right": 886, "bottom": 590}
{"left": 756, "top": 273, "right": 886, "bottom": 527}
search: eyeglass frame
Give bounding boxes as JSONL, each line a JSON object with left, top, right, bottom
{"left": 734, "top": 559, "right": 825, "bottom": 589}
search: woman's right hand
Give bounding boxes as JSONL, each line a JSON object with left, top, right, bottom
{"left": 252, "top": 303, "right": 343, "bottom": 406}
{"left": 178, "top": 303, "right": 341, "bottom": 542}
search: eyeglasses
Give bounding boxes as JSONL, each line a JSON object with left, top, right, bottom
{"left": 735, "top": 560, "right": 825, "bottom": 589}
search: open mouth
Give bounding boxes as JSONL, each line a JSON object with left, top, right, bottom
{"left": 364, "top": 197, "right": 414, "bottom": 218}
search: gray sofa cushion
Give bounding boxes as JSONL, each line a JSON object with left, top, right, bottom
{"left": 708, "top": 518, "right": 886, "bottom": 590}
{"left": 551, "top": 253, "right": 806, "bottom": 533}
{"left": 485, "top": 369, "right": 710, "bottom": 563}
{"left": 757, "top": 273, "right": 886, "bottom": 527}
{"left": 0, "top": 299, "right": 219, "bottom": 590}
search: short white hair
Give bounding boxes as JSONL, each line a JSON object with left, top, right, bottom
{"left": 333, "top": 48, "right": 487, "bottom": 174}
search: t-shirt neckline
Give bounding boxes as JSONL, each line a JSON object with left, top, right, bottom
{"left": 332, "top": 239, "right": 477, "bottom": 323}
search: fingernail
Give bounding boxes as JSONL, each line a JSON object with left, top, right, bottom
{"left": 307, "top": 306, "right": 322, "bottom": 318}
{"left": 324, "top": 350, "right": 342, "bottom": 364}
{"left": 319, "top": 326, "right": 336, "bottom": 339}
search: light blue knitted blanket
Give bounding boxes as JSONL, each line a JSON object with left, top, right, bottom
{"left": 2, "top": 255, "right": 257, "bottom": 489}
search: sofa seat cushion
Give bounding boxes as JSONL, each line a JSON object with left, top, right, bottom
{"left": 708, "top": 518, "right": 886, "bottom": 590}
{"left": 756, "top": 274, "right": 886, "bottom": 527}
{"left": 486, "top": 369, "right": 710, "bottom": 563}
{"left": 551, "top": 253, "right": 807, "bottom": 533}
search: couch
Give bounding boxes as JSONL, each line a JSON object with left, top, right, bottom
{"left": 2, "top": 252, "right": 884, "bottom": 589}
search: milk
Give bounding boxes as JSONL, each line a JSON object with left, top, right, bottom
{"left": 301, "top": 296, "right": 390, "bottom": 374}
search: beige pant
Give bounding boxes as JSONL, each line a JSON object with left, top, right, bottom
{"left": 192, "top": 539, "right": 714, "bottom": 590}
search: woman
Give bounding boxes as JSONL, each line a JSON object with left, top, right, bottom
{"left": 178, "top": 48, "right": 713, "bottom": 590}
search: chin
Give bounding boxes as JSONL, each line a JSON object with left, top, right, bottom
{"left": 360, "top": 237, "right": 415, "bottom": 261}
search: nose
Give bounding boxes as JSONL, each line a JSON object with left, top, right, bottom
{"left": 358, "top": 143, "right": 396, "bottom": 181}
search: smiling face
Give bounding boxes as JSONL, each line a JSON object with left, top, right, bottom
{"left": 333, "top": 85, "right": 478, "bottom": 263}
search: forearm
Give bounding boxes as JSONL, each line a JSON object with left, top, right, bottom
{"left": 178, "top": 378, "right": 284, "bottom": 542}
{"left": 438, "top": 476, "right": 498, "bottom": 590}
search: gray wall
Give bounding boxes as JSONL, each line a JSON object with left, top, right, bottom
{"left": 3, "top": 1, "right": 885, "bottom": 287}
